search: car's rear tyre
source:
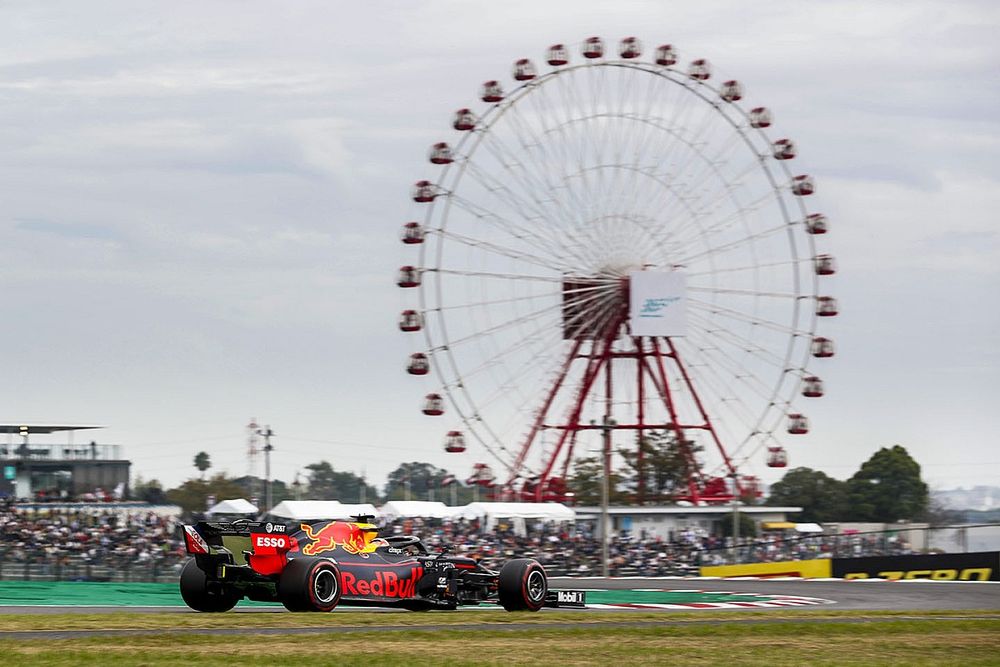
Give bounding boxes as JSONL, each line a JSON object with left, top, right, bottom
{"left": 277, "top": 557, "right": 342, "bottom": 612}
{"left": 179, "top": 559, "right": 241, "bottom": 612}
{"left": 498, "top": 558, "right": 547, "bottom": 612}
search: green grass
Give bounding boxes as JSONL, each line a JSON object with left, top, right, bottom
{"left": 0, "top": 608, "right": 996, "bottom": 631}
{"left": 0, "top": 611, "right": 998, "bottom": 666}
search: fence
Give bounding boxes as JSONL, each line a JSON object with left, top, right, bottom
{"left": 0, "top": 551, "right": 182, "bottom": 583}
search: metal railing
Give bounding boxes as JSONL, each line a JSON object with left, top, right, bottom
{"left": 0, "top": 554, "right": 183, "bottom": 583}
{"left": 0, "top": 443, "right": 123, "bottom": 461}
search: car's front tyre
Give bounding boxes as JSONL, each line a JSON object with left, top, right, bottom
{"left": 498, "top": 558, "right": 547, "bottom": 611}
{"left": 179, "top": 559, "right": 241, "bottom": 612}
{"left": 277, "top": 557, "right": 342, "bottom": 612}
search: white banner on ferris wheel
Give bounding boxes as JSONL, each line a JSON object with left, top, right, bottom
{"left": 629, "top": 271, "right": 688, "bottom": 337}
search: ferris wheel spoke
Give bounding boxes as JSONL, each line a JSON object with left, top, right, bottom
{"left": 479, "top": 104, "right": 592, "bottom": 234}
{"left": 687, "top": 297, "right": 810, "bottom": 337}
{"left": 672, "top": 220, "right": 788, "bottom": 266}
{"left": 686, "top": 310, "right": 789, "bottom": 368}
{"left": 664, "top": 183, "right": 782, "bottom": 255}
{"left": 676, "top": 334, "right": 779, "bottom": 415}
{"left": 559, "top": 69, "right": 606, "bottom": 201}
{"left": 687, "top": 285, "right": 801, "bottom": 299}
{"left": 504, "top": 100, "right": 590, "bottom": 230}
{"left": 430, "top": 287, "right": 613, "bottom": 354}
{"left": 685, "top": 257, "right": 805, "bottom": 278}
{"left": 446, "top": 194, "right": 593, "bottom": 265}
{"left": 465, "top": 134, "right": 576, "bottom": 233}
{"left": 461, "top": 159, "right": 574, "bottom": 240}
{"left": 434, "top": 228, "right": 576, "bottom": 273}
{"left": 525, "top": 81, "right": 596, "bottom": 223}
{"left": 684, "top": 326, "right": 794, "bottom": 406}
{"left": 435, "top": 290, "right": 559, "bottom": 313}
{"left": 438, "top": 305, "right": 603, "bottom": 401}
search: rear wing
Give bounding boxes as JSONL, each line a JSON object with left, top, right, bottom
{"left": 182, "top": 520, "right": 290, "bottom": 555}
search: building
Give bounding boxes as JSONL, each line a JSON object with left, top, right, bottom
{"left": 574, "top": 504, "right": 803, "bottom": 539}
{"left": 0, "top": 424, "right": 130, "bottom": 501}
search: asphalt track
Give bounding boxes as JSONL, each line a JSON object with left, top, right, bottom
{"left": 551, "top": 577, "right": 1000, "bottom": 612}
{"left": 2, "top": 577, "right": 996, "bottom": 614}
{"left": 0, "top": 578, "right": 996, "bottom": 641}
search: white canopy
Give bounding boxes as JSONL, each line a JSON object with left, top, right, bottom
{"left": 795, "top": 522, "right": 825, "bottom": 533}
{"left": 206, "top": 498, "right": 258, "bottom": 516}
{"left": 380, "top": 501, "right": 455, "bottom": 521}
{"left": 456, "top": 502, "right": 576, "bottom": 523}
{"left": 265, "top": 500, "right": 379, "bottom": 521}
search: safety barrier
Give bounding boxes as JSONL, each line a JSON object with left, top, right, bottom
{"left": 700, "top": 551, "right": 999, "bottom": 580}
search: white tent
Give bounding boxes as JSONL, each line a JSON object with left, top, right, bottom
{"left": 456, "top": 502, "right": 575, "bottom": 525}
{"left": 206, "top": 498, "right": 258, "bottom": 516}
{"left": 380, "top": 501, "right": 454, "bottom": 521}
{"left": 265, "top": 500, "right": 379, "bottom": 522}
{"left": 794, "top": 522, "right": 824, "bottom": 533}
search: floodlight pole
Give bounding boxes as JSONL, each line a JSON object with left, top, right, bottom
{"left": 257, "top": 426, "right": 274, "bottom": 512}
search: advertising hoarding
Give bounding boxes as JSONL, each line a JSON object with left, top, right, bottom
{"left": 629, "top": 271, "right": 687, "bottom": 337}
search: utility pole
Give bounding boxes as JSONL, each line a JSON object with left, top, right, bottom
{"left": 731, "top": 472, "right": 740, "bottom": 564}
{"left": 257, "top": 425, "right": 274, "bottom": 513}
{"left": 594, "top": 414, "right": 616, "bottom": 578}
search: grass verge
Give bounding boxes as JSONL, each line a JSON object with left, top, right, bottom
{"left": 0, "top": 616, "right": 998, "bottom": 666}
{"left": 0, "top": 608, "right": 997, "bottom": 632}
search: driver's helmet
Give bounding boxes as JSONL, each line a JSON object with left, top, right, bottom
{"left": 354, "top": 522, "right": 381, "bottom": 553}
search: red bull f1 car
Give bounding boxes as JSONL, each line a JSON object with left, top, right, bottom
{"left": 179, "top": 517, "right": 586, "bottom": 612}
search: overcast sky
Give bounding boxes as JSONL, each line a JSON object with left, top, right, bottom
{"left": 1, "top": 0, "right": 997, "bottom": 495}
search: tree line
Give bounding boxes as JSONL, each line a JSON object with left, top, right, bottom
{"left": 138, "top": 437, "right": 933, "bottom": 523}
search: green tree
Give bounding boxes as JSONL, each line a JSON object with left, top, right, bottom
{"left": 230, "top": 475, "right": 294, "bottom": 506}
{"left": 385, "top": 462, "right": 449, "bottom": 501}
{"left": 166, "top": 473, "right": 245, "bottom": 518}
{"left": 717, "top": 512, "right": 758, "bottom": 538}
{"left": 619, "top": 430, "right": 702, "bottom": 503}
{"left": 193, "top": 451, "right": 211, "bottom": 480}
{"left": 305, "top": 461, "right": 380, "bottom": 503}
{"left": 566, "top": 456, "right": 626, "bottom": 505}
{"left": 768, "top": 467, "right": 849, "bottom": 522}
{"left": 131, "top": 475, "right": 167, "bottom": 504}
{"left": 847, "top": 445, "right": 929, "bottom": 522}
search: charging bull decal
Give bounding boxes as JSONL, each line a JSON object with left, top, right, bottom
{"left": 300, "top": 521, "right": 371, "bottom": 557}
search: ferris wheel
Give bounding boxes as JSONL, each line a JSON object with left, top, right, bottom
{"left": 397, "top": 36, "right": 837, "bottom": 504}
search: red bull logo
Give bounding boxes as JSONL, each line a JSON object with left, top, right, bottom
{"left": 300, "top": 521, "right": 370, "bottom": 557}
{"left": 341, "top": 567, "right": 423, "bottom": 598}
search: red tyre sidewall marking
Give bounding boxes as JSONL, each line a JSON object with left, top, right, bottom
{"left": 308, "top": 561, "right": 338, "bottom": 610}
{"left": 522, "top": 565, "right": 544, "bottom": 611}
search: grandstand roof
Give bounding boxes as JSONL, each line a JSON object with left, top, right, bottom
{"left": 0, "top": 424, "right": 104, "bottom": 434}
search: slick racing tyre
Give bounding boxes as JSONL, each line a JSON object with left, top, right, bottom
{"left": 498, "top": 558, "right": 547, "bottom": 612}
{"left": 179, "top": 559, "right": 241, "bottom": 612}
{"left": 278, "top": 557, "right": 342, "bottom": 612}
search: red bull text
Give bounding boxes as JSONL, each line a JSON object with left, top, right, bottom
{"left": 341, "top": 566, "right": 423, "bottom": 598}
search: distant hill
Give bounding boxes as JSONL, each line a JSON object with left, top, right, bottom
{"left": 933, "top": 486, "right": 1000, "bottom": 511}
{"left": 963, "top": 508, "right": 1000, "bottom": 523}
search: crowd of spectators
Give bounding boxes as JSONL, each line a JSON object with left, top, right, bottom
{"left": 0, "top": 501, "right": 918, "bottom": 581}
{"left": 381, "top": 517, "right": 916, "bottom": 575}
{"left": 0, "top": 501, "right": 184, "bottom": 580}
